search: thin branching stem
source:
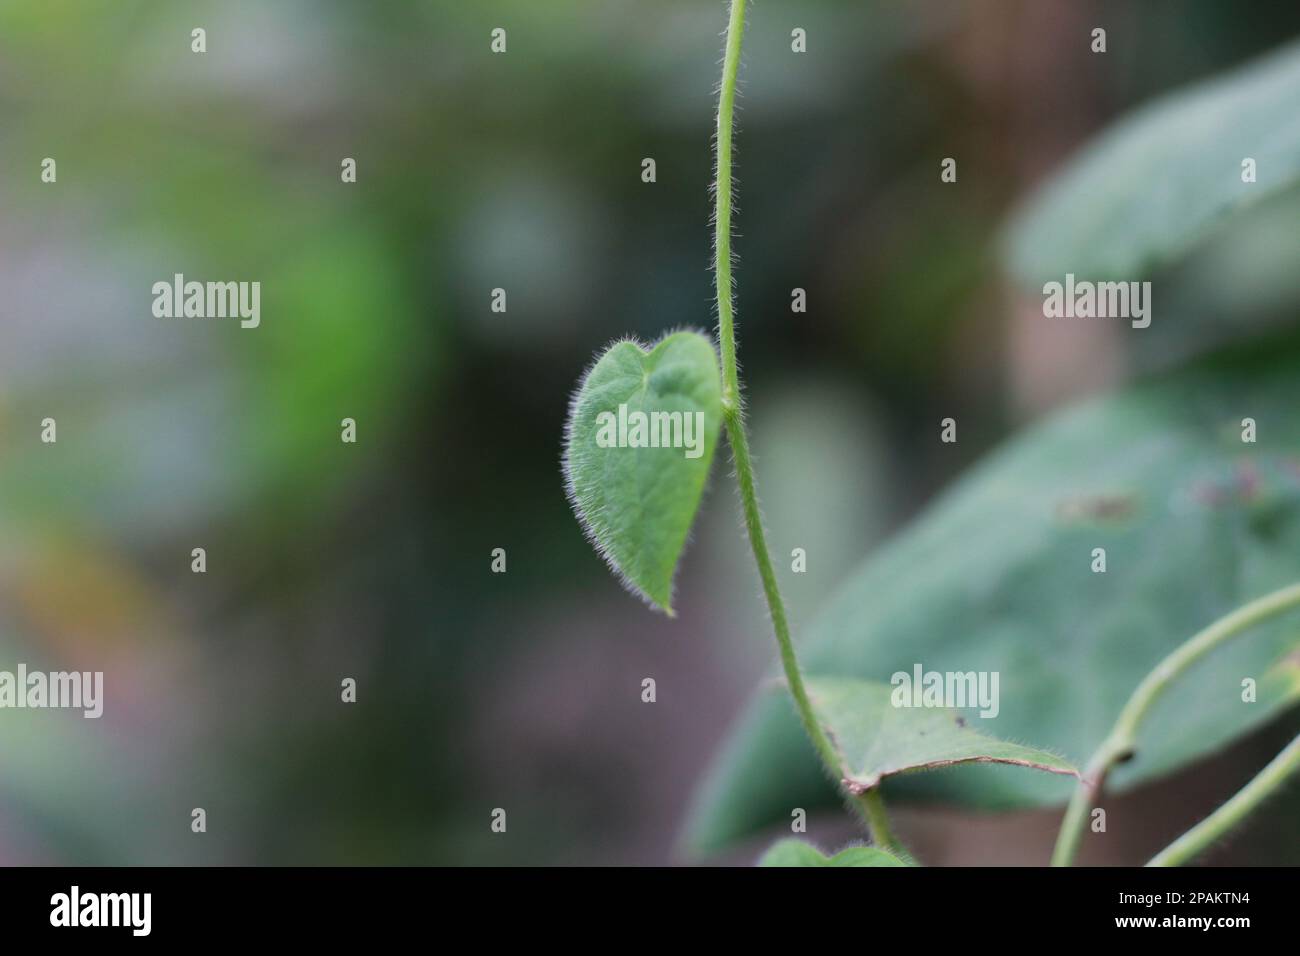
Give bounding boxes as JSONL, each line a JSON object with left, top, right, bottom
{"left": 1052, "top": 581, "right": 1300, "bottom": 866}
{"left": 1147, "top": 732, "right": 1300, "bottom": 866}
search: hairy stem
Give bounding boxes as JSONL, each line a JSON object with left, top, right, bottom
{"left": 1147, "top": 733, "right": 1300, "bottom": 866}
{"left": 1051, "top": 581, "right": 1300, "bottom": 866}
{"left": 858, "top": 789, "right": 899, "bottom": 849}
{"left": 713, "top": 0, "right": 899, "bottom": 851}
{"left": 715, "top": 0, "right": 744, "bottom": 413}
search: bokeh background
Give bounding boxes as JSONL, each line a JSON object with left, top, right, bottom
{"left": 2, "top": 0, "right": 1299, "bottom": 865}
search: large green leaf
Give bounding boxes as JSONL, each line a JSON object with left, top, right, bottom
{"left": 758, "top": 838, "right": 910, "bottom": 868}
{"left": 688, "top": 337, "right": 1300, "bottom": 853}
{"left": 563, "top": 331, "right": 722, "bottom": 614}
{"left": 1005, "top": 38, "right": 1300, "bottom": 286}
{"left": 805, "top": 678, "right": 1076, "bottom": 792}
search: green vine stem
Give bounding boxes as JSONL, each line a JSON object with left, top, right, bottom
{"left": 1051, "top": 580, "right": 1300, "bottom": 866}
{"left": 1147, "top": 732, "right": 1300, "bottom": 866}
{"left": 715, "top": 0, "right": 745, "bottom": 416}
{"left": 713, "top": 0, "right": 899, "bottom": 851}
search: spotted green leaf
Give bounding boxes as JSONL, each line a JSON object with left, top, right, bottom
{"left": 564, "top": 331, "right": 723, "bottom": 614}
{"left": 806, "top": 677, "right": 1077, "bottom": 793}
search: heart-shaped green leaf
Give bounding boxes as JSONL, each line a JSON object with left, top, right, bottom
{"left": 564, "top": 331, "right": 723, "bottom": 614}
{"left": 687, "top": 336, "right": 1300, "bottom": 853}
{"left": 1005, "top": 37, "right": 1300, "bottom": 286}
{"left": 805, "top": 677, "right": 1077, "bottom": 792}
{"left": 758, "top": 838, "right": 911, "bottom": 867}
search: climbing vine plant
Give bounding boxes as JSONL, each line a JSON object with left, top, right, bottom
{"left": 563, "top": 2, "right": 1300, "bottom": 866}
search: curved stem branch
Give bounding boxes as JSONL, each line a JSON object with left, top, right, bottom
{"left": 1147, "top": 733, "right": 1300, "bottom": 867}
{"left": 713, "top": 0, "right": 899, "bottom": 852}
{"left": 1051, "top": 581, "right": 1300, "bottom": 866}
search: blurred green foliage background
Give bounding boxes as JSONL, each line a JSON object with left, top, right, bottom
{"left": 2, "top": 0, "right": 1299, "bottom": 864}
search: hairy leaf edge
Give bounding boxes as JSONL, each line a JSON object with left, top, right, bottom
{"left": 561, "top": 327, "right": 722, "bottom": 616}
